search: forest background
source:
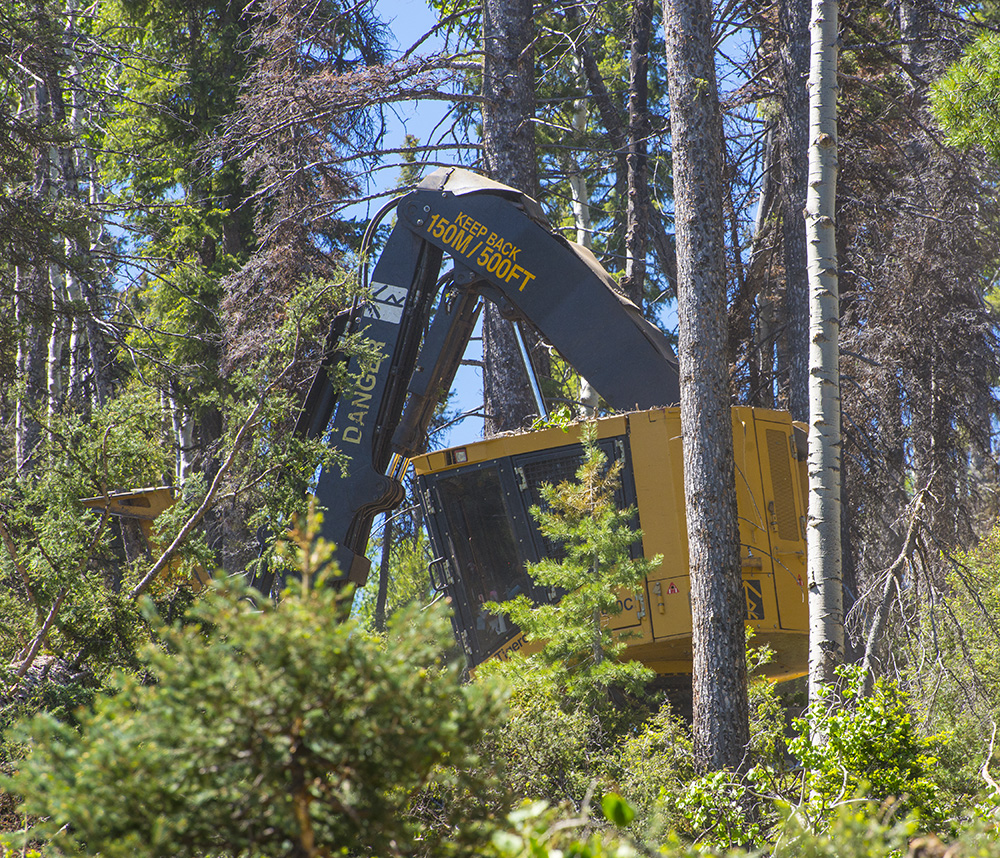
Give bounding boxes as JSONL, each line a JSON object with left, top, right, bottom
{"left": 5, "top": 0, "right": 1000, "bottom": 851}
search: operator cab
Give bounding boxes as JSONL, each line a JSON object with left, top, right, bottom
{"left": 412, "top": 406, "right": 810, "bottom": 680}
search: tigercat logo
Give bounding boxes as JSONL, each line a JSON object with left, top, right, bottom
{"left": 744, "top": 579, "right": 765, "bottom": 621}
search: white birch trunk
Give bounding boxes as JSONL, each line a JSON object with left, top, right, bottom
{"left": 805, "top": 0, "right": 844, "bottom": 706}
{"left": 171, "top": 394, "right": 197, "bottom": 484}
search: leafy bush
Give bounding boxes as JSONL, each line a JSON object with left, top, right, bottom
{"left": 475, "top": 656, "right": 611, "bottom": 811}
{"left": 789, "top": 664, "right": 947, "bottom": 827}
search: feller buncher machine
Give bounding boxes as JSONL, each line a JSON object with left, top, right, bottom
{"left": 94, "top": 167, "right": 810, "bottom": 679}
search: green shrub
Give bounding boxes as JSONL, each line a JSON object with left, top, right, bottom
{"left": 2, "top": 530, "right": 506, "bottom": 858}
{"left": 790, "top": 664, "right": 947, "bottom": 828}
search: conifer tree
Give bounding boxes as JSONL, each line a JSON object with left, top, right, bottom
{"left": 491, "top": 422, "right": 659, "bottom": 708}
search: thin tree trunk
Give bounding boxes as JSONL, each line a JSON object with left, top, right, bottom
{"left": 83, "top": 161, "right": 111, "bottom": 407}
{"left": 779, "top": 0, "right": 811, "bottom": 423}
{"left": 623, "top": 0, "right": 652, "bottom": 307}
{"left": 561, "top": 56, "right": 600, "bottom": 417}
{"left": 663, "top": 0, "right": 749, "bottom": 773}
{"left": 47, "top": 263, "right": 64, "bottom": 419}
{"left": 565, "top": 2, "right": 629, "bottom": 262}
{"left": 374, "top": 515, "right": 392, "bottom": 633}
{"left": 746, "top": 122, "right": 778, "bottom": 407}
{"left": 806, "top": 0, "right": 844, "bottom": 705}
{"left": 15, "top": 74, "right": 53, "bottom": 472}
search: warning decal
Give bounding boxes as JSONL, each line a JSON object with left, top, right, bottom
{"left": 744, "top": 579, "right": 765, "bottom": 620}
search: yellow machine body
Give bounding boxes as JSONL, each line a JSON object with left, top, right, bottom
{"left": 80, "top": 487, "right": 210, "bottom": 589}
{"left": 411, "top": 406, "right": 809, "bottom": 679}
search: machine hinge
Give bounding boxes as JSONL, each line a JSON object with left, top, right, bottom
{"left": 515, "top": 466, "right": 527, "bottom": 492}
{"left": 460, "top": 630, "right": 472, "bottom": 657}
{"left": 422, "top": 488, "right": 437, "bottom": 515}
{"left": 635, "top": 589, "right": 647, "bottom": 621}
{"left": 652, "top": 581, "right": 666, "bottom": 614}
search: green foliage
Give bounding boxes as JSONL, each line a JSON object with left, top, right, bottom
{"left": 354, "top": 525, "right": 437, "bottom": 629}
{"left": 486, "top": 798, "right": 650, "bottom": 858}
{"left": 903, "top": 523, "right": 1000, "bottom": 809}
{"left": 3, "top": 523, "right": 506, "bottom": 858}
{"left": 530, "top": 403, "right": 576, "bottom": 432}
{"left": 789, "top": 665, "right": 946, "bottom": 827}
{"left": 474, "top": 657, "right": 610, "bottom": 809}
{"left": 676, "top": 768, "right": 767, "bottom": 850}
{"left": 772, "top": 801, "right": 920, "bottom": 858}
{"left": 0, "top": 385, "right": 181, "bottom": 671}
{"left": 489, "top": 422, "right": 659, "bottom": 708}
{"left": 931, "top": 33, "right": 1000, "bottom": 163}
{"left": 614, "top": 700, "right": 695, "bottom": 840}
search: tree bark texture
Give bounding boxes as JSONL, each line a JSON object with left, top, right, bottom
{"left": 662, "top": 0, "right": 750, "bottom": 773}
{"left": 15, "top": 72, "right": 55, "bottom": 473}
{"left": 623, "top": 0, "right": 653, "bottom": 307}
{"left": 481, "top": 0, "right": 540, "bottom": 435}
{"left": 805, "top": 0, "right": 844, "bottom": 704}
{"left": 778, "top": 0, "right": 811, "bottom": 422}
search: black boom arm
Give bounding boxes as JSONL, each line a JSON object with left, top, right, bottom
{"left": 299, "top": 167, "right": 681, "bottom": 584}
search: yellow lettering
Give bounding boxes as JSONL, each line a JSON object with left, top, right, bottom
{"left": 357, "top": 373, "right": 377, "bottom": 392}
{"left": 343, "top": 426, "right": 362, "bottom": 444}
{"left": 518, "top": 271, "right": 537, "bottom": 291}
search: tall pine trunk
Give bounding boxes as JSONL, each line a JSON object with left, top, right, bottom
{"left": 481, "top": 0, "right": 539, "bottom": 435}
{"left": 805, "top": 0, "right": 844, "bottom": 704}
{"left": 663, "top": 0, "right": 749, "bottom": 772}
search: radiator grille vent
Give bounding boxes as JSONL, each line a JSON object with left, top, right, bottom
{"left": 766, "top": 429, "right": 798, "bottom": 541}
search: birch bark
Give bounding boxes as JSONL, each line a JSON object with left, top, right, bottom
{"left": 805, "top": 0, "right": 844, "bottom": 704}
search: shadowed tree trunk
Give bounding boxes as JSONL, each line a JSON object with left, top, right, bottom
{"left": 622, "top": 0, "right": 653, "bottom": 307}
{"left": 779, "top": 0, "right": 811, "bottom": 422}
{"left": 481, "top": 0, "right": 540, "bottom": 435}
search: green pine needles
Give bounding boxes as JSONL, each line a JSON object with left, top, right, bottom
{"left": 489, "top": 422, "right": 661, "bottom": 706}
